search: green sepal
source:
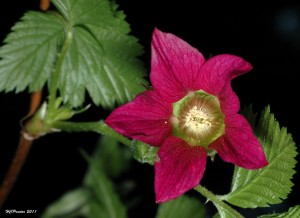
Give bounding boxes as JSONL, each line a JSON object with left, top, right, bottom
{"left": 24, "top": 98, "right": 90, "bottom": 139}
{"left": 47, "top": 97, "right": 90, "bottom": 122}
{"left": 131, "top": 140, "right": 159, "bottom": 165}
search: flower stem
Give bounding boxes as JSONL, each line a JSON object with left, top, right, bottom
{"left": 48, "top": 27, "right": 73, "bottom": 111}
{"left": 194, "top": 185, "right": 244, "bottom": 218}
{"left": 52, "top": 121, "right": 132, "bottom": 147}
{"left": 52, "top": 120, "right": 158, "bottom": 165}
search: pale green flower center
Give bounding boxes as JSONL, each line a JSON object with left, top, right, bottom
{"left": 172, "top": 90, "right": 225, "bottom": 147}
{"left": 184, "top": 105, "right": 212, "bottom": 130}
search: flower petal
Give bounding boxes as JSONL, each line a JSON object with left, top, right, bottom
{"left": 209, "top": 114, "right": 268, "bottom": 169}
{"left": 150, "top": 28, "right": 206, "bottom": 102}
{"left": 196, "top": 54, "right": 252, "bottom": 115}
{"left": 105, "top": 90, "right": 172, "bottom": 146}
{"left": 219, "top": 83, "right": 241, "bottom": 115}
{"left": 155, "top": 137, "right": 207, "bottom": 203}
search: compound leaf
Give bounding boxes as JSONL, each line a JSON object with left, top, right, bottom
{"left": 0, "top": 0, "right": 146, "bottom": 108}
{"left": 0, "top": 11, "right": 63, "bottom": 92}
{"left": 258, "top": 205, "right": 300, "bottom": 218}
{"left": 221, "top": 106, "right": 298, "bottom": 208}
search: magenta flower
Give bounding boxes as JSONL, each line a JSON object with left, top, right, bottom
{"left": 106, "top": 28, "right": 268, "bottom": 203}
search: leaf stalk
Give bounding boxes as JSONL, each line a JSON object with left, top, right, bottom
{"left": 48, "top": 26, "right": 73, "bottom": 111}
{"left": 194, "top": 185, "right": 244, "bottom": 218}
{"left": 52, "top": 120, "right": 132, "bottom": 147}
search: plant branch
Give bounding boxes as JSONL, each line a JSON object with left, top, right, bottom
{"left": 40, "top": 0, "right": 50, "bottom": 11}
{"left": 52, "top": 120, "right": 132, "bottom": 147}
{"left": 0, "top": 0, "right": 51, "bottom": 208}
{"left": 0, "top": 91, "right": 42, "bottom": 207}
{"left": 0, "top": 137, "right": 33, "bottom": 207}
{"left": 52, "top": 120, "right": 158, "bottom": 165}
{"left": 194, "top": 185, "right": 244, "bottom": 218}
{"left": 28, "top": 91, "right": 43, "bottom": 115}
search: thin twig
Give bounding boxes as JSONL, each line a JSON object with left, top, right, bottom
{"left": 0, "top": 0, "right": 48, "bottom": 207}
{"left": 28, "top": 91, "right": 43, "bottom": 116}
{"left": 0, "top": 138, "right": 33, "bottom": 207}
{"left": 0, "top": 91, "right": 42, "bottom": 207}
{"left": 40, "top": 0, "right": 50, "bottom": 11}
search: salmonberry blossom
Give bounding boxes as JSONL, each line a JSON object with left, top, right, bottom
{"left": 106, "top": 28, "right": 268, "bottom": 203}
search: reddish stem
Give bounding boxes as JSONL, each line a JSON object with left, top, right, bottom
{"left": 28, "top": 91, "right": 43, "bottom": 116}
{"left": 0, "top": 91, "right": 42, "bottom": 207}
{"left": 0, "top": 138, "right": 33, "bottom": 207}
{"left": 40, "top": 0, "right": 50, "bottom": 11}
{"left": 0, "top": 0, "right": 49, "bottom": 207}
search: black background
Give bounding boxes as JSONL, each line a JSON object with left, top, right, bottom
{"left": 0, "top": 0, "right": 299, "bottom": 217}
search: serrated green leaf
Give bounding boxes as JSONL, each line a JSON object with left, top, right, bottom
{"left": 41, "top": 188, "right": 90, "bottom": 218}
{"left": 53, "top": 0, "right": 146, "bottom": 108}
{"left": 221, "top": 106, "right": 298, "bottom": 208}
{"left": 0, "top": 0, "right": 146, "bottom": 108}
{"left": 258, "top": 205, "right": 300, "bottom": 217}
{"left": 0, "top": 11, "right": 64, "bottom": 92}
{"left": 156, "top": 196, "right": 206, "bottom": 218}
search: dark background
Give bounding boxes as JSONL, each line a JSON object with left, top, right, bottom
{"left": 0, "top": 0, "right": 299, "bottom": 217}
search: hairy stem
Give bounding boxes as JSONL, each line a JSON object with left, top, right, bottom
{"left": 52, "top": 121, "right": 132, "bottom": 147}
{"left": 194, "top": 185, "right": 244, "bottom": 218}
{"left": 53, "top": 120, "right": 157, "bottom": 165}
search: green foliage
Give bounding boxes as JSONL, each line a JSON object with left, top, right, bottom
{"left": 212, "top": 204, "right": 242, "bottom": 218}
{"left": 156, "top": 196, "right": 206, "bottom": 218}
{"left": 84, "top": 135, "right": 131, "bottom": 180}
{"left": 258, "top": 205, "right": 300, "bottom": 217}
{"left": 84, "top": 151, "right": 127, "bottom": 218}
{"left": 0, "top": 0, "right": 146, "bottom": 108}
{"left": 194, "top": 185, "right": 243, "bottom": 218}
{"left": 222, "top": 106, "right": 298, "bottom": 208}
{"left": 0, "top": 12, "right": 63, "bottom": 92}
{"left": 41, "top": 135, "right": 128, "bottom": 218}
{"left": 41, "top": 188, "right": 90, "bottom": 218}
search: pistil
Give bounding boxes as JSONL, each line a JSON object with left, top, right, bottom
{"left": 172, "top": 90, "right": 225, "bottom": 147}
